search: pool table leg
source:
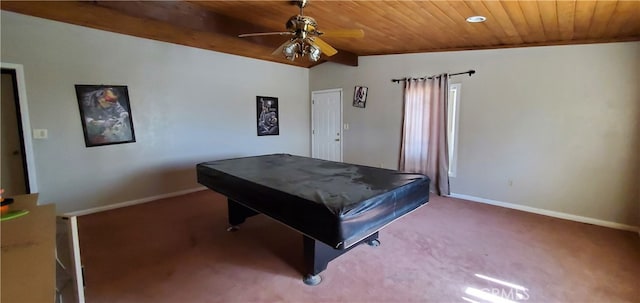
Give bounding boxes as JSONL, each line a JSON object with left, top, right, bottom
{"left": 227, "top": 199, "right": 259, "bottom": 231}
{"left": 302, "top": 232, "right": 379, "bottom": 285}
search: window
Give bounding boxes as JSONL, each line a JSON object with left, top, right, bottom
{"left": 447, "top": 83, "right": 461, "bottom": 177}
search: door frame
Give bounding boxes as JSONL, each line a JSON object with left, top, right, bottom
{"left": 311, "top": 88, "right": 343, "bottom": 162}
{"left": 1, "top": 62, "right": 38, "bottom": 193}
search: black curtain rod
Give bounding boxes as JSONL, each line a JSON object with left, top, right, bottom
{"left": 391, "top": 70, "right": 476, "bottom": 83}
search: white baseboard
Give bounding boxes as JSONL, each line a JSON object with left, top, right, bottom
{"left": 64, "top": 187, "right": 207, "bottom": 217}
{"left": 61, "top": 189, "right": 639, "bottom": 233}
{"left": 448, "top": 193, "right": 639, "bottom": 233}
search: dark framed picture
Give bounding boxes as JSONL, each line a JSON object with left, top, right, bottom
{"left": 75, "top": 85, "right": 136, "bottom": 147}
{"left": 353, "top": 86, "right": 368, "bottom": 108}
{"left": 256, "top": 96, "right": 279, "bottom": 136}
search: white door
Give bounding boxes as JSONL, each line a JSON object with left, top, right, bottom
{"left": 1, "top": 72, "right": 28, "bottom": 196}
{"left": 311, "top": 89, "right": 342, "bottom": 161}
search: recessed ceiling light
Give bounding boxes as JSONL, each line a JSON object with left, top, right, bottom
{"left": 466, "top": 16, "right": 487, "bottom": 23}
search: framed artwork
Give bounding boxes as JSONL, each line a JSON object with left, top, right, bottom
{"left": 75, "top": 85, "right": 136, "bottom": 147}
{"left": 353, "top": 86, "right": 368, "bottom": 108}
{"left": 256, "top": 96, "right": 279, "bottom": 136}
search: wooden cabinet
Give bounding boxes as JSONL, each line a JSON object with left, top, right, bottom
{"left": 1, "top": 194, "right": 55, "bottom": 303}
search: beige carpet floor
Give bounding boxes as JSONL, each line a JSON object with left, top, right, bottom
{"left": 78, "top": 190, "right": 639, "bottom": 302}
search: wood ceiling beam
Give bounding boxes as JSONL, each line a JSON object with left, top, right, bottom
{"left": 93, "top": 1, "right": 358, "bottom": 66}
{"left": 1, "top": 1, "right": 304, "bottom": 66}
{"left": 320, "top": 47, "right": 359, "bottom": 67}
{"left": 92, "top": 1, "right": 282, "bottom": 50}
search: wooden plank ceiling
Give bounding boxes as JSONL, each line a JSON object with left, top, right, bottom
{"left": 2, "top": 1, "right": 639, "bottom": 68}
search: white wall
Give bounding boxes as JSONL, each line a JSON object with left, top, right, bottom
{"left": 310, "top": 42, "right": 640, "bottom": 226}
{"left": 1, "top": 11, "right": 310, "bottom": 213}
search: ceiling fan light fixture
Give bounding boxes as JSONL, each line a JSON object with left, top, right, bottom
{"left": 308, "top": 44, "right": 321, "bottom": 61}
{"left": 466, "top": 16, "right": 487, "bottom": 23}
{"left": 283, "top": 41, "right": 300, "bottom": 60}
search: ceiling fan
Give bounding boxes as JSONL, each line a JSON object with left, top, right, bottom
{"left": 238, "top": 0, "right": 364, "bottom": 62}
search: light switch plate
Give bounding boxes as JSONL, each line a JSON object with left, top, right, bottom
{"left": 33, "top": 129, "right": 48, "bottom": 139}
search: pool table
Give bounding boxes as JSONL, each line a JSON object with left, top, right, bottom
{"left": 197, "top": 154, "right": 430, "bottom": 285}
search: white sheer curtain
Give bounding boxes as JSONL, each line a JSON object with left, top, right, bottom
{"left": 399, "top": 74, "right": 450, "bottom": 195}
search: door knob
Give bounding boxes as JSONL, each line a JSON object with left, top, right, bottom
{"left": 335, "top": 139, "right": 340, "bottom": 141}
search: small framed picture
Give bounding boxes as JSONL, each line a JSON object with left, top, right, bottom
{"left": 75, "top": 85, "right": 136, "bottom": 147}
{"left": 353, "top": 86, "right": 368, "bottom": 108}
{"left": 256, "top": 96, "right": 279, "bottom": 136}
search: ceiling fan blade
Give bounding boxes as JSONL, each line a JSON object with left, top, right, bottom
{"left": 311, "top": 37, "right": 338, "bottom": 56}
{"left": 271, "top": 40, "right": 291, "bottom": 56}
{"left": 320, "top": 29, "right": 364, "bottom": 38}
{"left": 238, "top": 32, "right": 294, "bottom": 38}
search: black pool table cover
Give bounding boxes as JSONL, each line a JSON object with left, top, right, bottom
{"left": 197, "top": 154, "right": 430, "bottom": 249}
